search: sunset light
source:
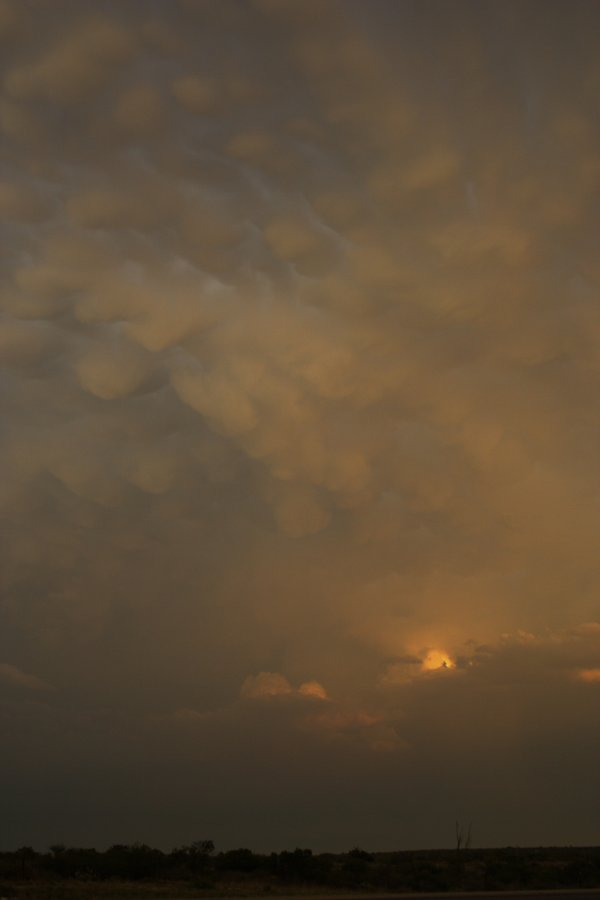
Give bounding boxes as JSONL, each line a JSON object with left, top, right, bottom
{"left": 421, "top": 650, "right": 456, "bottom": 672}
{"left": 2, "top": 0, "right": 600, "bottom": 858}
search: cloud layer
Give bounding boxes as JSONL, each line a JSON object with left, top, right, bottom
{"left": 1, "top": 0, "right": 599, "bottom": 851}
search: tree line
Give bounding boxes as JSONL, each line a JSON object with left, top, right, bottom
{"left": 1, "top": 842, "right": 599, "bottom": 891}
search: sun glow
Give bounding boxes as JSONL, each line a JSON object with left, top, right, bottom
{"left": 421, "top": 650, "right": 455, "bottom": 672}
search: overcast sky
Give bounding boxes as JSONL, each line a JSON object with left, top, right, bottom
{"left": 1, "top": 0, "right": 600, "bottom": 853}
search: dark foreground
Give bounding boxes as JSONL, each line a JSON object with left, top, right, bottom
{"left": 2, "top": 888, "right": 600, "bottom": 900}
{"left": 2, "top": 846, "right": 600, "bottom": 899}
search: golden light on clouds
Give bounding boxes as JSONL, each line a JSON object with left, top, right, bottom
{"left": 298, "top": 680, "right": 329, "bottom": 700}
{"left": 421, "top": 650, "right": 456, "bottom": 672}
{"left": 575, "top": 668, "right": 600, "bottom": 684}
{"left": 1, "top": 0, "right": 600, "bottom": 852}
{"left": 240, "top": 672, "right": 328, "bottom": 701}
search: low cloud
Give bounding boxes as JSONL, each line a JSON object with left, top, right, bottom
{"left": 241, "top": 672, "right": 328, "bottom": 702}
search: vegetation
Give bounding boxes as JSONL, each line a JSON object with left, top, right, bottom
{"left": 1, "top": 842, "right": 599, "bottom": 898}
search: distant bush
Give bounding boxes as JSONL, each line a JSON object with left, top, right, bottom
{"left": 0, "top": 841, "right": 599, "bottom": 891}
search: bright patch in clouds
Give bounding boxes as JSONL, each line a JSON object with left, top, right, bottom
{"left": 241, "top": 672, "right": 328, "bottom": 701}
{"left": 576, "top": 668, "right": 600, "bottom": 684}
{"left": 421, "top": 650, "right": 455, "bottom": 672}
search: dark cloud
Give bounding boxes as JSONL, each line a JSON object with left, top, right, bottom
{"left": 1, "top": 0, "right": 599, "bottom": 851}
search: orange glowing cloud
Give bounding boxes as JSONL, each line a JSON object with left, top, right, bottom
{"left": 241, "top": 672, "right": 328, "bottom": 701}
{"left": 575, "top": 668, "right": 600, "bottom": 683}
{"left": 420, "top": 649, "right": 456, "bottom": 672}
{"left": 298, "top": 680, "right": 329, "bottom": 700}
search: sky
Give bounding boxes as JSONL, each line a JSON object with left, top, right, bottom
{"left": 1, "top": 0, "right": 600, "bottom": 853}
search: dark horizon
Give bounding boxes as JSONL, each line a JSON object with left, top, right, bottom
{"left": 3, "top": 842, "right": 600, "bottom": 894}
{"left": 4, "top": 840, "right": 600, "bottom": 854}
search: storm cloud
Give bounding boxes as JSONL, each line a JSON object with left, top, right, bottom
{"left": 1, "top": 0, "right": 599, "bottom": 851}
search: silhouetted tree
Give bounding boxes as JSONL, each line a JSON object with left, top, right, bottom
{"left": 172, "top": 839, "right": 215, "bottom": 873}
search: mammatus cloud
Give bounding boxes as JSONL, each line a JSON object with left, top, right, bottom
{"left": 1, "top": 0, "right": 599, "bottom": 851}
